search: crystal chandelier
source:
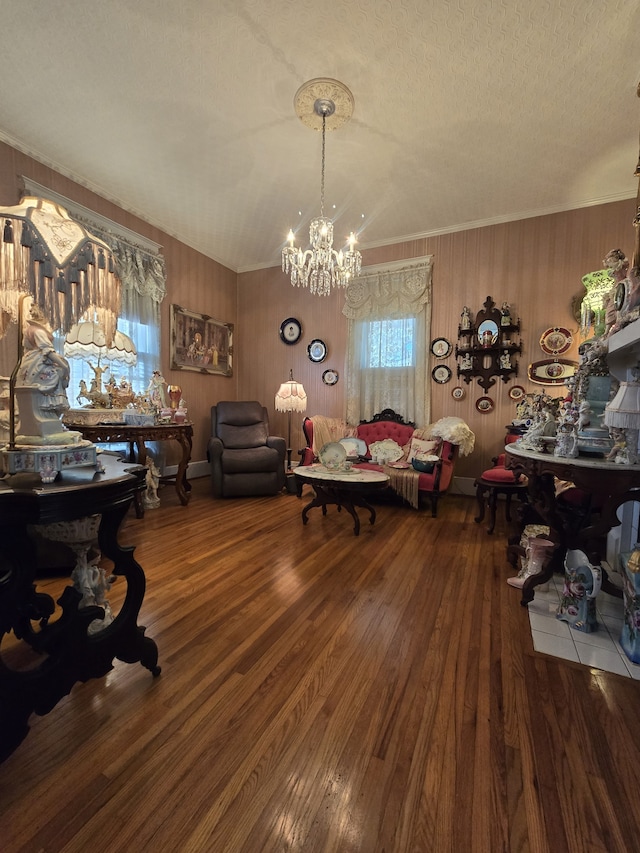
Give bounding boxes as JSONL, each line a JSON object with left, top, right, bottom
{"left": 282, "top": 79, "right": 362, "bottom": 296}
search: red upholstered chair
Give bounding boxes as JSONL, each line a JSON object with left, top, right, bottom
{"left": 474, "top": 435, "right": 528, "bottom": 534}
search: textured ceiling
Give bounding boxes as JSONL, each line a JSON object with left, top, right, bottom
{"left": 0, "top": 0, "right": 638, "bottom": 273}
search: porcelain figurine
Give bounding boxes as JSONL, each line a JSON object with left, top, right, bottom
{"left": 620, "top": 550, "right": 640, "bottom": 663}
{"left": 14, "top": 305, "right": 82, "bottom": 446}
{"left": 143, "top": 456, "right": 161, "bottom": 509}
{"left": 556, "top": 549, "right": 601, "bottom": 633}
{"left": 507, "top": 535, "right": 555, "bottom": 589}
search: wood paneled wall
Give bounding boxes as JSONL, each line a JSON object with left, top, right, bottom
{"left": 239, "top": 201, "right": 637, "bottom": 477}
{"left": 0, "top": 142, "right": 238, "bottom": 466}
{"left": 0, "top": 139, "right": 635, "bottom": 476}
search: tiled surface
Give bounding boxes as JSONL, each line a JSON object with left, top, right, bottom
{"left": 525, "top": 573, "right": 640, "bottom": 679}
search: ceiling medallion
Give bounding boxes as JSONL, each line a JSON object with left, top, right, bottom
{"left": 281, "top": 78, "right": 362, "bottom": 297}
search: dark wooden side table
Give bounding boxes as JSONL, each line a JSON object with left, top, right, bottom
{"left": 66, "top": 421, "right": 193, "bottom": 517}
{"left": 0, "top": 455, "right": 161, "bottom": 762}
{"left": 505, "top": 443, "right": 640, "bottom": 605}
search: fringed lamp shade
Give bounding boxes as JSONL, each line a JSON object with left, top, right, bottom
{"left": 275, "top": 371, "right": 307, "bottom": 472}
{"left": 0, "top": 196, "right": 121, "bottom": 344}
{"left": 275, "top": 376, "right": 308, "bottom": 413}
{"left": 604, "top": 380, "right": 640, "bottom": 430}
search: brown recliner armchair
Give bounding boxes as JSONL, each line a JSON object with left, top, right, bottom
{"left": 208, "top": 401, "right": 286, "bottom": 497}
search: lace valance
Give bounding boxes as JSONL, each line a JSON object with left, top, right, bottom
{"left": 73, "top": 215, "right": 166, "bottom": 306}
{"left": 342, "top": 256, "right": 433, "bottom": 320}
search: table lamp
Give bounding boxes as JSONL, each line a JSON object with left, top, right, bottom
{"left": 275, "top": 369, "right": 307, "bottom": 471}
{"left": 0, "top": 196, "right": 121, "bottom": 480}
{"left": 603, "top": 369, "right": 640, "bottom": 464}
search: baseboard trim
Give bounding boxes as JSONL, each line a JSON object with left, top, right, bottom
{"left": 452, "top": 476, "right": 476, "bottom": 497}
{"left": 163, "top": 459, "right": 210, "bottom": 480}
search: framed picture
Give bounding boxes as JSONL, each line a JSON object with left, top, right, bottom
{"left": 170, "top": 304, "right": 233, "bottom": 376}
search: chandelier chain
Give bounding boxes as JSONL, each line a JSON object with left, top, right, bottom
{"left": 320, "top": 112, "right": 326, "bottom": 219}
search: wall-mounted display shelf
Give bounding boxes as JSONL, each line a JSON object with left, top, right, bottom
{"left": 456, "top": 296, "right": 522, "bottom": 392}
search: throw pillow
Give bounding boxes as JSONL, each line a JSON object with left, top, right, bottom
{"left": 406, "top": 437, "right": 440, "bottom": 463}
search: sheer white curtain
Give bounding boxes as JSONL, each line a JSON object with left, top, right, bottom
{"left": 343, "top": 256, "right": 433, "bottom": 425}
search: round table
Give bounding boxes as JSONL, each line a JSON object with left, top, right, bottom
{"left": 294, "top": 465, "right": 390, "bottom": 535}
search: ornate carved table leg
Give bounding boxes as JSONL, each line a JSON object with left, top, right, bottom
{"left": 0, "top": 464, "right": 160, "bottom": 763}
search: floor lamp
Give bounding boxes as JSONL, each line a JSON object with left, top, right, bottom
{"left": 275, "top": 370, "right": 307, "bottom": 471}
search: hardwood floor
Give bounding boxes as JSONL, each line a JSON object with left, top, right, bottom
{"left": 2, "top": 477, "right": 640, "bottom": 852}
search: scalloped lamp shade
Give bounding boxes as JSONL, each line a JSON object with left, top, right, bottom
{"left": 64, "top": 321, "right": 137, "bottom": 366}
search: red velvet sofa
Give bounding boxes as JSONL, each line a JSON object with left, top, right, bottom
{"left": 299, "top": 408, "right": 459, "bottom": 517}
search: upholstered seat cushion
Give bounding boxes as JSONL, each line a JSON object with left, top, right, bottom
{"left": 221, "top": 446, "right": 281, "bottom": 474}
{"left": 479, "top": 466, "right": 518, "bottom": 484}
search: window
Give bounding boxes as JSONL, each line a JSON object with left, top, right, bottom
{"left": 362, "top": 317, "right": 416, "bottom": 368}
{"left": 343, "top": 257, "right": 433, "bottom": 426}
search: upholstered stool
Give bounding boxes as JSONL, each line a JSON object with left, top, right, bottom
{"left": 474, "top": 464, "right": 528, "bottom": 534}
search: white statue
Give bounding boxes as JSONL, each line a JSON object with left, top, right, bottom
{"left": 143, "top": 456, "right": 161, "bottom": 509}
{"left": 554, "top": 425, "right": 578, "bottom": 458}
{"left": 146, "top": 371, "right": 167, "bottom": 409}
{"left": 460, "top": 306, "right": 472, "bottom": 331}
{"left": 577, "top": 401, "right": 592, "bottom": 432}
{"left": 14, "top": 306, "right": 82, "bottom": 446}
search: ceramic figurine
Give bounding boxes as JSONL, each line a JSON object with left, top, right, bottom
{"left": 460, "top": 352, "right": 473, "bottom": 371}
{"left": 146, "top": 370, "right": 167, "bottom": 409}
{"left": 556, "top": 549, "right": 601, "bottom": 632}
{"left": 620, "top": 549, "right": 640, "bottom": 663}
{"left": 460, "top": 306, "right": 471, "bottom": 331}
{"left": 507, "top": 535, "right": 555, "bottom": 589}
{"left": 14, "top": 305, "right": 82, "bottom": 446}
{"left": 554, "top": 424, "right": 578, "bottom": 458}
{"left": 143, "top": 456, "right": 162, "bottom": 509}
{"left": 500, "top": 301, "right": 511, "bottom": 326}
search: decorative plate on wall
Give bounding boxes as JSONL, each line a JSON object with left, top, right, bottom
{"left": 451, "top": 385, "right": 466, "bottom": 400}
{"left": 527, "top": 358, "right": 577, "bottom": 385}
{"left": 475, "top": 396, "right": 494, "bottom": 414}
{"left": 322, "top": 368, "right": 339, "bottom": 386}
{"left": 431, "top": 364, "right": 452, "bottom": 384}
{"left": 430, "top": 337, "right": 452, "bottom": 358}
{"left": 508, "top": 385, "right": 526, "bottom": 401}
{"left": 308, "top": 339, "right": 327, "bottom": 363}
{"left": 539, "top": 327, "right": 572, "bottom": 355}
{"left": 279, "top": 317, "right": 302, "bottom": 345}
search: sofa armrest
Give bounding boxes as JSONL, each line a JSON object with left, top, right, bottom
{"left": 299, "top": 447, "right": 316, "bottom": 466}
{"left": 435, "top": 441, "right": 458, "bottom": 492}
